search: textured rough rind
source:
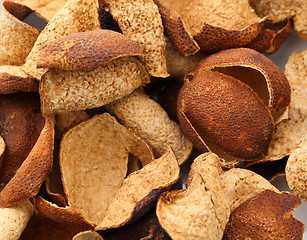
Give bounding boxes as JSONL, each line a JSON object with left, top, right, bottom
{"left": 0, "top": 200, "right": 34, "bottom": 240}
{"left": 22, "top": 0, "right": 101, "bottom": 80}
{"left": 0, "top": 65, "right": 38, "bottom": 94}
{"left": 96, "top": 149, "right": 180, "bottom": 230}
{"left": 0, "top": 1, "right": 39, "bottom": 65}
{"left": 40, "top": 56, "right": 149, "bottom": 114}
{"left": 102, "top": 0, "right": 169, "bottom": 77}
{"left": 157, "top": 153, "right": 230, "bottom": 240}
{"left": 223, "top": 190, "right": 304, "bottom": 240}
{"left": 106, "top": 88, "right": 193, "bottom": 165}
{"left": 286, "top": 139, "right": 307, "bottom": 202}
{"left": 36, "top": 29, "right": 143, "bottom": 72}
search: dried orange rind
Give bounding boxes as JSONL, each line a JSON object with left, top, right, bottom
{"left": 98, "top": 6, "right": 121, "bottom": 32}
{"left": 286, "top": 139, "right": 307, "bottom": 202}
{"left": 0, "top": 117, "right": 54, "bottom": 207}
{"left": 96, "top": 149, "right": 180, "bottom": 230}
{"left": 156, "top": 153, "right": 230, "bottom": 240}
{"left": 73, "top": 231, "right": 103, "bottom": 240}
{"left": 102, "top": 0, "right": 169, "bottom": 78}
{"left": 22, "top": 0, "right": 101, "bottom": 80}
{"left": 0, "top": 65, "right": 38, "bottom": 94}
{"left": 106, "top": 87, "right": 193, "bottom": 165}
{"left": 15, "top": 0, "right": 68, "bottom": 21}
{"left": 36, "top": 29, "right": 143, "bottom": 72}
{"left": 223, "top": 190, "right": 304, "bottom": 239}
{"left": 220, "top": 168, "right": 279, "bottom": 212}
{"left": 0, "top": 136, "right": 5, "bottom": 170}
{"left": 0, "top": 1, "right": 39, "bottom": 65}
{"left": 60, "top": 113, "right": 154, "bottom": 226}
{"left": 0, "top": 200, "right": 34, "bottom": 240}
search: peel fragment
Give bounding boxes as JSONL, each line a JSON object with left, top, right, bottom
{"left": 60, "top": 113, "right": 154, "bottom": 226}
{"left": 105, "top": 88, "right": 193, "bottom": 165}
{"left": 102, "top": 0, "right": 169, "bottom": 77}
{"left": 0, "top": 1, "right": 40, "bottom": 65}
{"left": 73, "top": 231, "right": 103, "bottom": 240}
{"left": 22, "top": 0, "right": 101, "bottom": 80}
{"left": 0, "top": 135, "right": 5, "bottom": 170}
{"left": 156, "top": 153, "right": 230, "bottom": 240}
{"left": 96, "top": 149, "right": 180, "bottom": 230}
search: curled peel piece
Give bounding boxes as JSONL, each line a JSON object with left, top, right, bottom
{"left": 157, "top": 153, "right": 230, "bottom": 240}
{"left": 22, "top": 0, "right": 101, "bottom": 80}
{"left": 40, "top": 56, "right": 149, "bottom": 114}
{"left": 102, "top": 0, "right": 169, "bottom": 78}
{"left": 0, "top": 200, "right": 34, "bottom": 240}
{"left": 0, "top": 117, "right": 54, "bottom": 207}
{"left": 73, "top": 231, "right": 103, "bottom": 240}
{"left": 223, "top": 190, "right": 304, "bottom": 240}
{"left": 105, "top": 88, "right": 193, "bottom": 165}
{"left": 286, "top": 139, "right": 307, "bottom": 202}
{"left": 0, "top": 65, "right": 38, "bottom": 94}
{"left": 36, "top": 29, "right": 143, "bottom": 72}
{"left": 0, "top": 1, "right": 39, "bottom": 65}
{"left": 96, "top": 149, "right": 180, "bottom": 230}
{"left": 60, "top": 113, "right": 154, "bottom": 226}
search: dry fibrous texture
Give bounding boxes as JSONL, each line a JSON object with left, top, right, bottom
{"left": 60, "top": 113, "right": 154, "bottom": 226}
{"left": 261, "top": 49, "right": 307, "bottom": 162}
{"left": 40, "top": 56, "right": 149, "bottom": 114}
{"left": 157, "top": 153, "right": 230, "bottom": 240}
{"left": 0, "top": 117, "right": 54, "bottom": 207}
{"left": 223, "top": 190, "right": 304, "bottom": 240}
{"left": 220, "top": 168, "right": 279, "bottom": 212}
{"left": 16, "top": 0, "right": 69, "bottom": 21}
{"left": 177, "top": 48, "right": 291, "bottom": 166}
{"left": 0, "top": 65, "right": 38, "bottom": 94}
{"left": 22, "top": 0, "right": 101, "bottom": 80}
{"left": 36, "top": 29, "right": 143, "bottom": 72}
{"left": 102, "top": 0, "right": 169, "bottom": 77}
{"left": 0, "top": 200, "right": 34, "bottom": 240}
{"left": 96, "top": 149, "right": 180, "bottom": 230}
{"left": 105, "top": 88, "right": 193, "bottom": 165}
{"left": 73, "top": 231, "right": 103, "bottom": 240}
{"left": 0, "top": 1, "right": 40, "bottom": 65}
{"left": 286, "top": 139, "right": 307, "bottom": 202}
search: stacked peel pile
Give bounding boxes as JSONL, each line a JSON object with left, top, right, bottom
{"left": 0, "top": 0, "right": 306, "bottom": 239}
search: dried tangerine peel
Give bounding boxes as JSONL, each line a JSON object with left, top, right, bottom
{"left": 22, "top": 0, "right": 101, "bottom": 80}
{"left": 36, "top": 29, "right": 143, "bottom": 72}
{"left": 223, "top": 189, "right": 304, "bottom": 240}
{"left": 0, "top": 117, "right": 54, "bottom": 207}
{"left": 15, "top": 0, "right": 69, "bottom": 21}
{"left": 102, "top": 0, "right": 169, "bottom": 78}
{"left": 0, "top": 65, "right": 38, "bottom": 94}
{"left": 286, "top": 139, "right": 307, "bottom": 202}
{"left": 60, "top": 113, "right": 154, "bottom": 226}
{"left": 157, "top": 153, "right": 230, "bottom": 240}
{"left": 96, "top": 149, "right": 180, "bottom": 230}
{"left": 73, "top": 231, "right": 103, "bottom": 240}
{"left": 40, "top": 56, "right": 149, "bottom": 114}
{"left": 0, "top": 200, "right": 34, "bottom": 240}
{"left": 262, "top": 49, "right": 307, "bottom": 161}
{"left": 220, "top": 168, "right": 279, "bottom": 212}
{"left": 105, "top": 88, "right": 193, "bottom": 165}
{"left": 0, "top": 1, "right": 39, "bottom": 65}
{"left": 0, "top": 136, "right": 5, "bottom": 169}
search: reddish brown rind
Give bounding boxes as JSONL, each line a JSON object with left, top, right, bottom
{"left": 98, "top": 7, "right": 121, "bottom": 33}
{"left": 0, "top": 72, "right": 38, "bottom": 94}
{"left": 0, "top": 93, "right": 45, "bottom": 191}
{"left": 194, "top": 21, "right": 262, "bottom": 53}
{"left": 190, "top": 48, "right": 290, "bottom": 115}
{"left": 36, "top": 29, "right": 143, "bottom": 72}
{"left": 153, "top": 0, "right": 200, "bottom": 56}
{"left": 223, "top": 190, "right": 304, "bottom": 240}
{"left": 36, "top": 197, "right": 94, "bottom": 229}
{"left": 178, "top": 70, "right": 274, "bottom": 161}
{"left": 247, "top": 18, "right": 293, "bottom": 54}
{"left": 0, "top": 117, "right": 54, "bottom": 207}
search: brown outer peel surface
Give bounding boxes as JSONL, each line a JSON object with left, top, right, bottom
{"left": 36, "top": 29, "right": 144, "bottom": 72}
{"left": 223, "top": 190, "right": 304, "bottom": 240}
{"left": 0, "top": 66, "right": 38, "bottom": 94}
{"left": 96, "top": 149, "right": 180, "bottom": 230}
{"left": 0, "top": 117, "right": 54, "bottom": 207}
{"left": 0, "top": 1, "right": 39, "bottom": 65}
